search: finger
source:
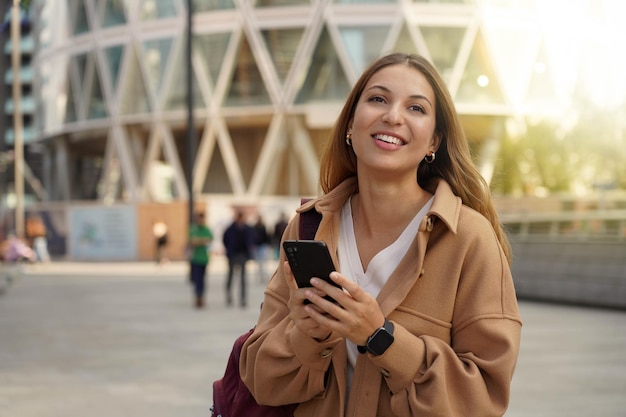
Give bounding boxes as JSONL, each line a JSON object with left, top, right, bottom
{"left": 282, "top": 261, "right": 299, "bottom": 291}
{"left": 327, "top": 272, "right": 367, "bottom": 301}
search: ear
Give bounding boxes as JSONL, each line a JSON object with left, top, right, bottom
{"left": 430, "top": 132, "right": 442, "bottom": 152}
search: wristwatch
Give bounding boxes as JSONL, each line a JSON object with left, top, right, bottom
{"left": 357, "top": 319, "right": 394, "bottom": 356}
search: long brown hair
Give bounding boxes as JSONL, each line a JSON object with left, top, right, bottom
{"left": 319, "top": 53, "right": 512, "bottom": 264}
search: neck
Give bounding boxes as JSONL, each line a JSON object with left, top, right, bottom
{"left": 352, "top": 177, "right": 431, "bottom": 239}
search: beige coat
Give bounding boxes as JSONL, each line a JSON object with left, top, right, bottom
{"left": 240, "top": 177, "right": 522, "bottom": 417}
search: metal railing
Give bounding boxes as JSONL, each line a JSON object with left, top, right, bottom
{"left": 501, "top": 209, "right": 626, "bottom": 242}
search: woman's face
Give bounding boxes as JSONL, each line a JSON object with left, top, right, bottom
{"left": 348, "top": 64, "right": 440, "bottom": 180}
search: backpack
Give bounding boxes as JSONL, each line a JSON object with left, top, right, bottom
{"left": 210, "top": 202, "right": 321, "bottom": 417}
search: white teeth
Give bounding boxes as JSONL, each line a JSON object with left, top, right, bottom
{"left": 374, "top": 134, "right": 403, "bottom": 145}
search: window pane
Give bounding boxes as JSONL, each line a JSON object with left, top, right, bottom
{"left": 120, "top": 47, "right": 151, "bottom": 114}
{"left": 142, "top": 37, "right": 173, "bottom": 97}
{"left": 103, "top": 44, "right": 124, "bottom": 91}
{"left": 261, "top": 28, "right": 304, "bottom": 83}
{"left": 456, "top": 32, "right": 505, "bottom": 104}
{"left": 193, "top": 0, "right": 235, "bottom": 11}
{"left": 73, "top": 1, "right": 90, "bottom": 35}
{"left": 193, "top": 32, "right": 232, "bottom": 87}
{"left": 339, "top": 25, "right": 390, "bottom": 75}
{"left": 296, "top": 28, "right": 351, "bottom": 103}
{"left": 102, "top": 0, "right": 127, "bottom": 28}
{"left": 420, "top": 26, "right": 465, "bottom": 83}
{"left": 87, "top": 65, "right": 108, "bottom": 119}
{"left": 256, "top": 0, "right": 309, "bottom": 6}
{"left": 140, "top": 0, "right": 178, "bottom": 20}
{"left": 225, "top": 36, "right": 271, "bottom": 106}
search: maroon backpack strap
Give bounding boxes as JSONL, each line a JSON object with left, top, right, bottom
{"left": 298, "top": 198, "right": 322, "bottom": 240}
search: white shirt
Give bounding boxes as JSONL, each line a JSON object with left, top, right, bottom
{"left": 338, "top": 195, "right": 434, "bottom": 391}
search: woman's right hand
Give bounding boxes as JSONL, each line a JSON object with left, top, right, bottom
{"left": 283, "top": 261, "right": 334, "bottom": 341}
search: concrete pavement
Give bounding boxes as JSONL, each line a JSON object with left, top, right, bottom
{"left": 0, "top": 259, "right": 625, "bottom": 417}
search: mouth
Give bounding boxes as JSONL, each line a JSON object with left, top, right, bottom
{"left": 373, "top": 133, "right": 406, "bottom": 146}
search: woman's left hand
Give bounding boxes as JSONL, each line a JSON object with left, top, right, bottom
{"left": 303, "top": 272, "right": 386, "bottom": 347}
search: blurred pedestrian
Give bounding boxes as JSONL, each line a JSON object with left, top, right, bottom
{"left": 4, "top": 234, "right": 35, "bottom": 263}
{"left": 272, "top": 212, "right": 288, "bottom": 259}
{"left": 252, "top": 215, "right": 270, "bottom": 282}
{"left": 152, "top": 219, "right": 169, "bottom": 264}
{"left": 188, "top": 212, "right": 214, "bottom": 309}
{"left": 25, "top": 215, "right": 50, "bottom": 263}
{"left": 222, "top": 210, "right": 254, "bottom": 307}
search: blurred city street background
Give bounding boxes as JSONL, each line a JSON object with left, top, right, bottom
{"left": 0, "top": 258, "right": 625, "bottom": 417}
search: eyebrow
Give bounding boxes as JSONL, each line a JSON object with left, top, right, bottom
{"left": 366, "top": 85, "right": 433, "bottom": 107}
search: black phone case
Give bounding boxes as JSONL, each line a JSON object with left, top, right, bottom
{"left": 282, "top": 240, "right": 341, "bottom": 299}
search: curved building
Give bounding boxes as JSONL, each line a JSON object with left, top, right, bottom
{"left": 30, "top": 0, "right": 564, "bottom": 205}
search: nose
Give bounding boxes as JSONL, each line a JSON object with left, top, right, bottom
{"left": 382, "top": 105, "right": 402, "bottom": 125}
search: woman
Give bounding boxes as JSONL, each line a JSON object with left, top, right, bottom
{"left": 240, "top": 53, "right": 521, "bottom": 417}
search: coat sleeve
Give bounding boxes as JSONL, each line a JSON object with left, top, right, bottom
{"left": 371, "top": 213, "right": 522, "bottom": 417}
{"left": 239, "top": 214, "right": 344, "bottom": 407}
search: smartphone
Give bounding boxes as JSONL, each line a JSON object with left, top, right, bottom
{"left": 283, "top": 240, "right": 341, "bottom": 303}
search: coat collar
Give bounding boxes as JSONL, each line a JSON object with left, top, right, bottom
{"left": 298, "top": 176, "right": 462, "bottom": 235}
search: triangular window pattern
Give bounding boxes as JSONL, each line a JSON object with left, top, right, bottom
{"left": 71, "top": 0, "right": 90, "bottom": 35}
{"left": 526, "top": 43, "right": 557, "bottom": 105}
{"left": 296, "top": 27, "right": 351, "bottom": 104}
{"left": 87, "top": 64, "right": 108, "bottom": 119}
{"left": 64, "top": 76, "right": 77, "bottom": 123}
{"left": 419, "top": 25, "right": 465, "bottom": 83}
{"left": 256, "top": 0, "right": 309, "bottom": 6}
{"left": 142, "top": 37, "right": 173, "bottom": 99}
{"left": 193, "top": 32, "right": 232, "bottom": 89}
{"left": 140, "top": 0, "right": 178, "bottom": 20}
{"left": 74, "top": 53, "right": 88, "bottom": 92}
{"left": 202, "top": 143, "right": 233, "bottom": 194}
{"left": 103, "top": 44, "right": 124, "bottom": 93}
{"left": 224, "top": 35, "right": 272, "bottom": 107}
{"left": 339, "top": 25, "right": 390, "bottom": 75}
{"left": 456, "top": 31, "right": 505, "bottom": 104}
{"left": 193, "top": 0, "right": 235, "bottom": 11}
{"left": 261, "top": 28, "right": 304, "bottom": 84}
{"left": 229, "top": 125, "right": 269, "bottom": 188}
{"left": 390, "top": 24, "right": 420, "bottom": 56}
{"left": 120, "top": 46, "right": 151, "bottom": 115}
{"left": 101, "top": 0, "right": 127, "bottom": 28}
{"left": 165, "top": 42, "right": 205, "bottom": 111}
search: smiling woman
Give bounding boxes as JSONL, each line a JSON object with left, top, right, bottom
{"left": 240, "top": 53, "right": 522, "bottom": 417}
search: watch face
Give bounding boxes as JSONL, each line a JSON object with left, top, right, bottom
{"left": 368, "top": 327, "right": 394, "bottom": 355}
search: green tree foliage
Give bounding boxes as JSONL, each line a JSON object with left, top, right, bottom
{"left": 491, "top": 102, "right": 626, "bottom": 196}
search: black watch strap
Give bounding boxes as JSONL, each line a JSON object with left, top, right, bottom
{"left": 357, "top": 318, "right": 394, "bottom": 355}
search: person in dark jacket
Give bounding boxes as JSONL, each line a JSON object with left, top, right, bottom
{"left": 222, "top": 210, "right": 254, "bottom": 307}
{"left": 252, "top": 215, "right": 271, "bottom": 282}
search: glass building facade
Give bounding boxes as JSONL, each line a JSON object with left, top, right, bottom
{"left": 27, "top": 0, "right": 563, "bottom": 204}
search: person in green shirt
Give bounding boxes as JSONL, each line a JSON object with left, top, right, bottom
{"left": 188, "top": 212, "right": 214, "bottom": 309}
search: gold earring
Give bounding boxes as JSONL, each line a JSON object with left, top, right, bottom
{"left": 346, "top": 133, "right": 352, "bottom": 146}
{"left": 424, "top": 152, "right": 435, "bottom": 164}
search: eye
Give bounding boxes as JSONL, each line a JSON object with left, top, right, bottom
{"left": 367, "top": 95, "right": 386, "bottom": 104}
{"left": 409, "top": 104, "right": 426, "bottom": 114}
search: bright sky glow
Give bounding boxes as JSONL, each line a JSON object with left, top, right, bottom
{"left": 537, "top": 0, "right": 626, "bottom": 108}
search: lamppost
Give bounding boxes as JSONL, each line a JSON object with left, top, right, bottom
{"left": 186, "top": 0, "right": 196, "bottom": 226}
{"left": 11, "top": 0, "right": 24, "bottom": 238}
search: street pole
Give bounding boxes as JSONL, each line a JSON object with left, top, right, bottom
{"left": 186, "top": 0, "right": 195, "bottom": 225}
{"left": 11, "top": 0, "right": 24, "bottom": 239}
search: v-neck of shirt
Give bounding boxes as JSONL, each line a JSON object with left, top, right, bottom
{"left": 338, "top": 195, "right": 434, "bottom": 298}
